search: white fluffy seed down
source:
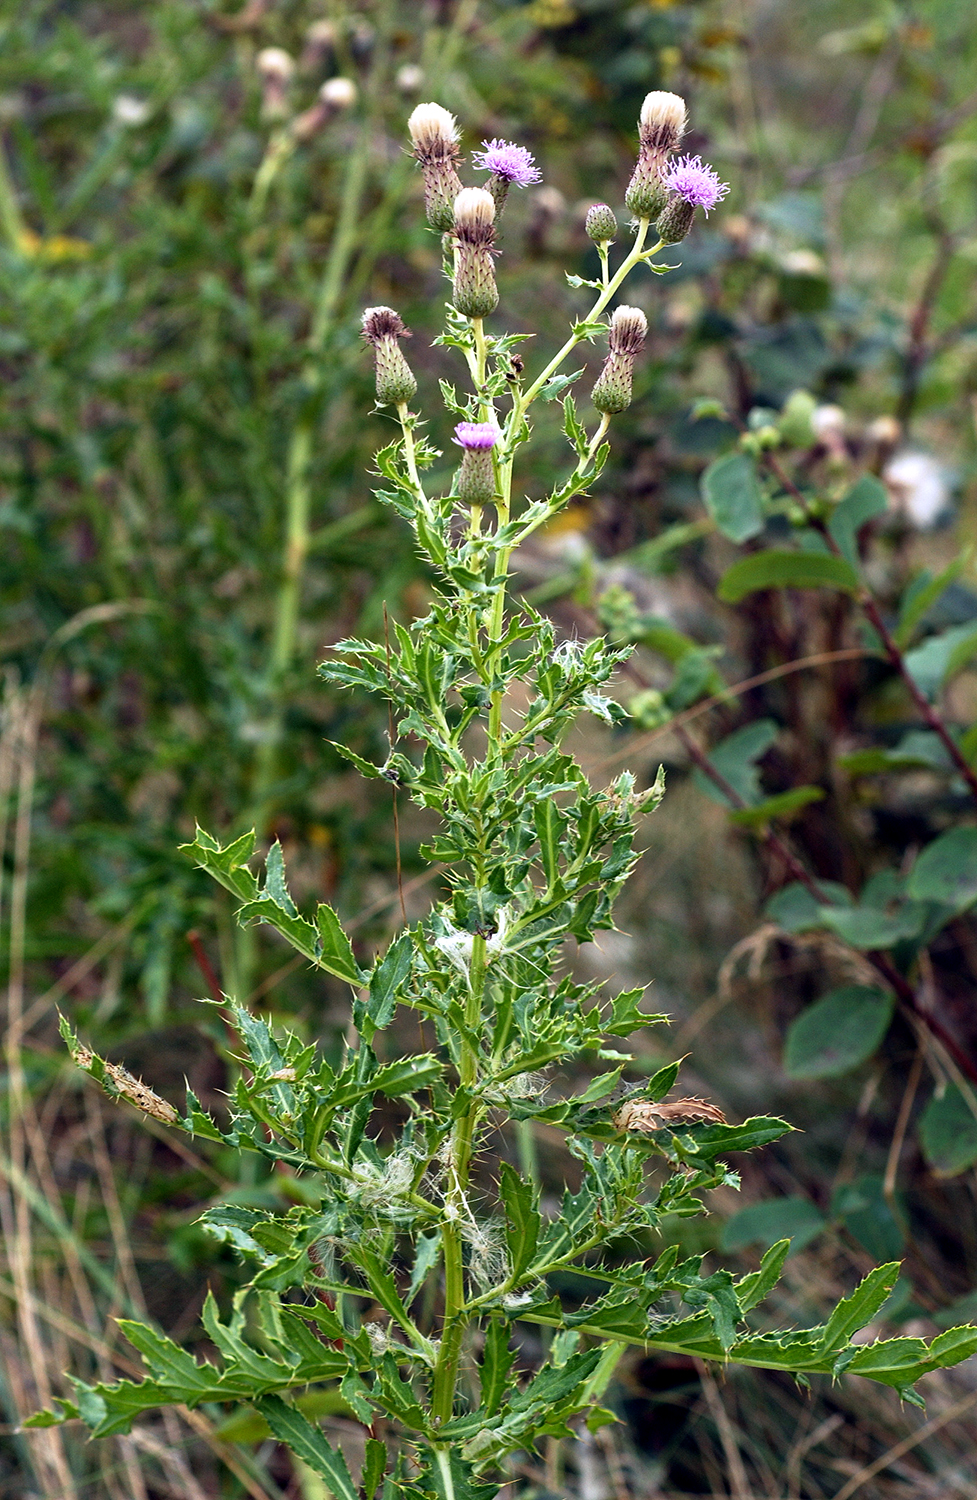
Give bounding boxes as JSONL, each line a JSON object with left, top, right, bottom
{"left": 320, "top": 77, "right": 357, "bottom": 109}
{"left": 408, "top": 101, "right": 460, "bottom": 160}
{"left": 453, "top": 187, "right": 496, "bottom": 238}
{"left": 639, "top": 90, "right": 687, "bottom": 151}
{"left": 608, "top": 305, "right": 648, "bottom": 356}
{"left": 256, "top": 47, "right": 295, "bottom": 82}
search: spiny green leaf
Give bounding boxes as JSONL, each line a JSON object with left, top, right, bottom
{"left": 480, "top": 1319, "right": 516, "bottom": 1417}
{"left": 255, "top": 1395, "right": 357, "bottom": 1500}
{"left": 315, "top": 901, "right": 364, "bottom": 985}
{"left": 499, "top": 1160, "right": 541, "bottom": 1280}
{"left": 820, "top": 1264, "right": 901, "bottom": 1352}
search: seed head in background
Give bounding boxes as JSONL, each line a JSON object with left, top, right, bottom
{"left": 256, "top": 47, "right": 295, "bottom": 121}
{"left": 291, "top": 76, "right": 358, "bottom": 141}
{"left": 361, "top": 306, "right": 417, "bottom": 406}
{"left": 625, "top": 89, "right": 687, "bottom": 219}
{"left": 452, "top": 187, "right": 499, "bottom": 318}
{"left": 472, "top": 137, "right": 542, "bottom": 213}
{"left": 408, "top": 101, "right": 464, "bottom": 232}
{"left": 657, "top": 154, "right": 729, "bottom": 243}
{"left": 591, "top": 305, "right": 647, "bottom": 414}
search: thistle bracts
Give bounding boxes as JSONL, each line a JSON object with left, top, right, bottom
{"left": 585, "top": 202, "right": 618, "bottom": 244}
{"left": 625, "top": 89, "right": 687, "bottom": 219}
{"left": 591, "top": 305, "right": 647, "bottom": 414}
{"left": 454, "top": 421, "right": 498, "bottom": 506}
{"left": 408, "top": 102, "right": 464, "bottom": 232}
{"left": 452, "top": 187, "right": 499, "bottom": 318}
{"left": 361, "top": 305, "right": 416, "bottom": 405}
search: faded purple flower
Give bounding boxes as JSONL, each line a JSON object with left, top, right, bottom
{"left": 472, "top": 139, "right": 541, "bottom": 188}
{"left": 454, "top": 421, "right": 499, "bottom": 450}
{"left": 661, "top": 155, "right": 728, "bottom": 213}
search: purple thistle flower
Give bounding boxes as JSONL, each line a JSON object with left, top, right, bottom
{"left": 454, "top": 421, "right": 499, "bottom": 450}
{"left": 661, "top": 155, "right": 728, "bottom": 214}
{"left": 472, "top": 139, "right": 541, "bottom": 188}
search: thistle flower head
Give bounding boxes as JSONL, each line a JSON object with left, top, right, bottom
{"left": 608, "top": 305, "right": 647, "bottom": 356}
{"left": 638, "top": 90, "right": 687, "bottom": 153}
{"left": 453, "top": 423, "right": 498, "bottom": 505}
{"left": 361, "top": 307, "right": 416, "bottom": 405}
{"left": 662, "top": 155, "right": 728, "bottom": 213}
{"left": 408, "top": 101, "right": 460, "bottom": 162}
{"left": 361, "top": 306, "right": 411, "bottom": 345}
{"left": 472, "top": 138, "right": 541, "bottom": 187}
{"left": 453, "top": 187, "right": 496, "bottom": 243}
{"left": 453, "top": 422, "right": 498, "bottom": 451}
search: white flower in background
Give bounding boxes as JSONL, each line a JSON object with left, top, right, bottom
{"left": 884, "top": 450, "right": 950, "bottom": 529}
{"left": 112, "top": 95, "right": 149, "bottom": 126}
{"left": 811, "top": 403, "right": 847, "bottom": 457}
{"left": 779, "top": 248, "right": 825, "bottom": 277}
{"left": 396, "top": 64, "right": 424, "bottom": 93}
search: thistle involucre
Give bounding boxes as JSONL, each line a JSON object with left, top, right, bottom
{"left": 625, "top": 90, "right": 687, "bottom": 220}
{"left": 453, "top": 421, "right": 499, "bottom": 506}
{"left": 361, "top": 306, "right": 416, "bottom": 406}
{"left": 452, "top": 188, "right": 499, "bottom": 319}
{"left": 408, "top": 102, "right": 464, "bottom": 232}
{"left": 585, "top": 203, "right": 618, "bottom": 244}
{"left": 590, "top": 305, "right": 647, "bottom": 414}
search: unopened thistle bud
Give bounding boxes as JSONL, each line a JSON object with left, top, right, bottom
{"left": 472, "top": 138, "right": 541, "bottom": 214}
{"left": 625, "top": 90, "right": 687, "bottom": 219}
{"left": 585, "top": 203, "right": 617, "bottom": 243}
{"left": 408, "top": 102, "right": 463, "bottom": 232}
{"left": 452, "top": 188, "right": 498, "bottom": 319}
{"left": 361, "top": 307, "right": 417, "bottom": 406}
{"left": 590, "top": 305, "right": 647, "bottom": 414}
{"left": 656, "top": 154, "right": 729, "bottom": 243}
{"left": 256, "top": 47, "right": 295, "bottom": 121}
{"left": 453, "top": 422, "right": 498, "bottom": 506}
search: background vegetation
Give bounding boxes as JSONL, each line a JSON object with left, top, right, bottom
{"left": 3, "top": 0, "right": 977, "bottom": 1495}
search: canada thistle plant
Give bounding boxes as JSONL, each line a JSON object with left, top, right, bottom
{"left": 40, "top": 94, "right": 977, "bottom": 1499}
